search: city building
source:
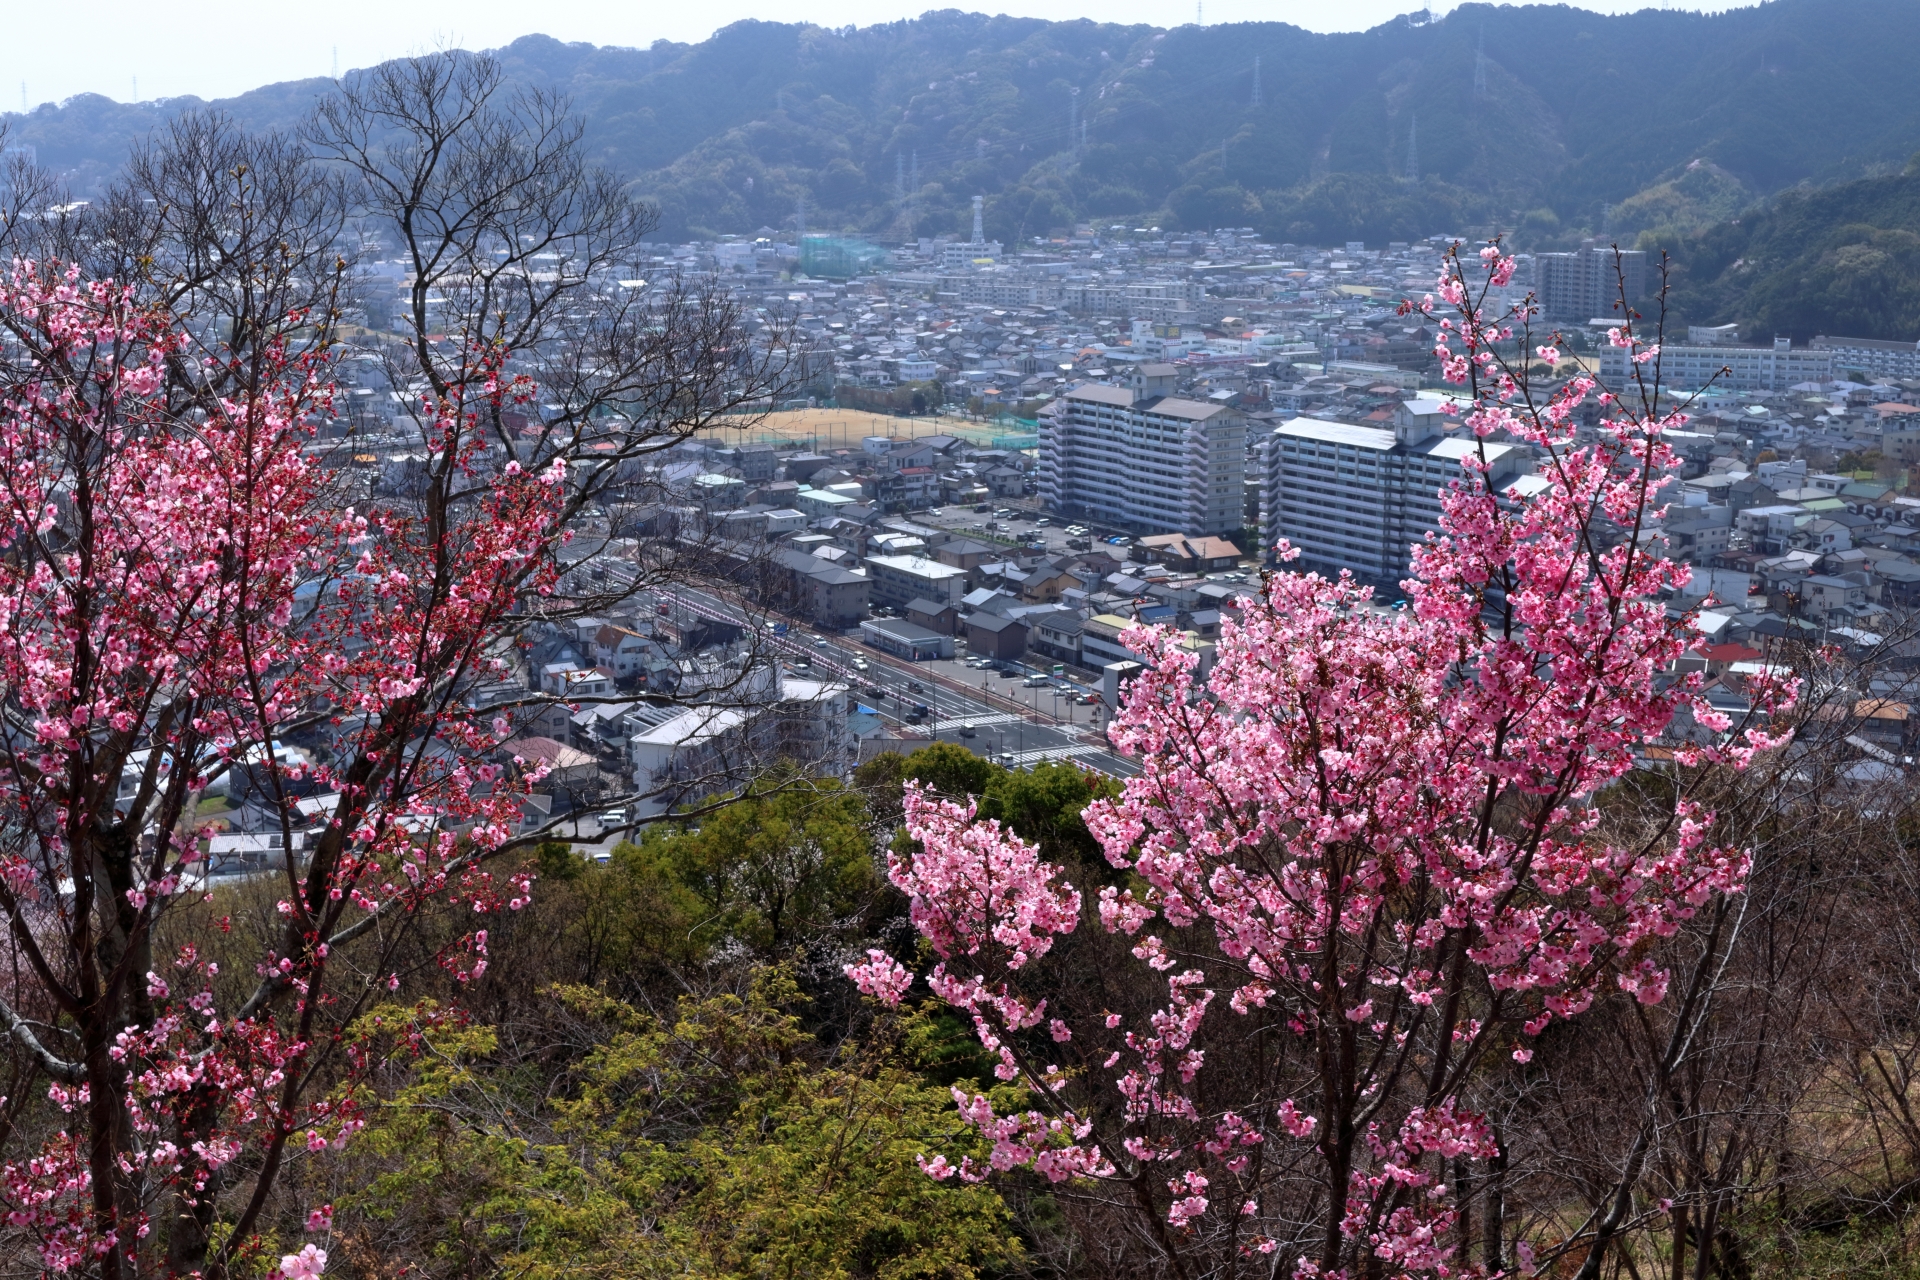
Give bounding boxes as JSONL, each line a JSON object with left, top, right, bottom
{"left": 1040, "top": 365, "right": 1246, "bottom": 536}
{"left": 1597, "top": 336, "right": 1833, "bottom": 393}
{"left": 864, "top": 553, "right": 968, "bottom": 611}
{"left": 1260, "top": 416, "right": 1530, "bottom": 580}
{"left": 1812, "top": 334, "right": 1920, "bottom": 382}
{"left": 1536, "top": 245, "right": 1646, "bottom": 322}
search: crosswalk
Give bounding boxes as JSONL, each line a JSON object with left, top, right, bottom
{"left": 1000, "top": 745, "right": 1106, "bottom": 766}
{"left": 930, "top": 712, "right": 1022, "bottom": 729}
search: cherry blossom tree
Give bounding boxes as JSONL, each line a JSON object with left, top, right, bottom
{"left": 0, "top": 264, "right": 568, "bottom": 1278}
{"left": 851, "top": 244, "right": 1799, "bottom": 1279}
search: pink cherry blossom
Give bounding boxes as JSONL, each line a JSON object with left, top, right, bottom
{"left": 861, "top": 240, "right": 1794, "bottom": 1278}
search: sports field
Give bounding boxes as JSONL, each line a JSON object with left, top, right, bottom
{"left": 700, "top": 408, "right": 1009, "bottom": 450}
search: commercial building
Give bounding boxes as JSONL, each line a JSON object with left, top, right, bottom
{"left": 1260, "top": 416, "right": 1529, "bottom": 581}
{"left": 1597, "top": 336, "right": 1833, "bottom": 393}
{"left": 859, "top": 617, "right": 955, "bottom": 660}
{"left": 1039, "top": 365, "right": 1246, "bottom": 536}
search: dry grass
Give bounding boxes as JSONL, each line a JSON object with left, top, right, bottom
{"left": 701, "top": 408, "right": 1008, "bottom": 449}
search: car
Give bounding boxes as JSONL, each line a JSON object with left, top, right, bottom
{"left": 1075, "top": 692, "right": 1100, "bottom": 705}
{"left": 974, "top": 502, "right": 991, "bottom": 513}
{"left": 1055, "top": 682, "right": 1075, "bottom": 693}
{"left": 907, "top": 702, "right": 932, "bottom": 721}
{"left": 791, "top": 656, "right": 811, "bottom": 669}
{"left": 994, "top": 508, "right": 1012, "bottom": 517}
{"left": 958, "top": 725, "right": 977, "bottom": 738}
{"left": 1034, "top": 516, "right": 1051, "bottom": 526}
{"left": 999, "top": 752, "right": 1016, "bottom": 766}
{"left": 906, "top": 681, "right": 925, "bottom": 694}
{"left": 813, "top": 637, "right": 830, "bottom": 648}
{"left": 853, "top": 658, "right": 870, "bottom": 671}
{"left": 1023, "top": 673, "right": 1050, "bottom": 687}
{"left": 596, "top": 809, "right": 628, "bottom": 828}
{"left": 998, "top": 667, "right": 1020, "bottom": 678}
{"left": 1066, "top": 538, "right": 1091, "bottom": 551}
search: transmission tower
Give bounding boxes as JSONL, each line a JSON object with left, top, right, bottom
{"left": 1252, "top": 56, "right": 1263, "bottom": 108}
{"left": 972, "top": 195, "right": 984, "bottom": 245}
{"left": 909, "top": 151, "right": 919, "bottom": 236}
{"left": 1474, "top": 30, "right": 1488, "bottom": 98}
{"left": 332, "top": 46, "right": 340, "bottom": 80}
{"left": 1405, "top": 113, "right": 1419, "bottom": 183}
{"left": 1069, "top": 87, "right": 1080, "bottom": 157}
{"left": 796, "top": 196, "right": 807, "bottom": 242}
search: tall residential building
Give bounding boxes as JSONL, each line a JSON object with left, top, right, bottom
{"left": 1597, "top": 336, "right": 1832, "bottom": 393}
{"left": 1040, "top": 365, "right": 1246, "bottom": 535}
{"left": 1260, "top": 414, "right": 1529, "bottom": 581}
{"left": 1536, "top": 244, "right": 1645, "bottom": 321}
{"left": 1811, "top": 334, "right": 1920, "bottom": 382}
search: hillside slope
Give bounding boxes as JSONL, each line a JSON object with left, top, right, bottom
{"left": 1652, "top": 159, "right": 1920, "bottom": 344}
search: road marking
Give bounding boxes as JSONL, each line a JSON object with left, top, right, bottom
{"left": 999, "top": 745, "right": 1106, "bottom": 765}
{"left": 932, "top": 713, "right": 1022, "bottom": 729}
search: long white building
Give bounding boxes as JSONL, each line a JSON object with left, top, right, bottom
{"left": 1260, "top": 415, "right": 1530, "bottom": 581}
{"left": 1039, "top": 365, "right": 1246, "bottom": 535}
{"left": 1597, "top": 336, "right": 1833, "bottom": 393}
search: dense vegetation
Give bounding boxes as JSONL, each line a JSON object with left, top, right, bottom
{"left": 1649, "top": 156, "right": 1920, "bottom": 343}
{"left": 294, "top": 748, "right": 1120, "bottom": 1276}
{"left": 10, "top": 0, "right": 1920, "bottom": 244}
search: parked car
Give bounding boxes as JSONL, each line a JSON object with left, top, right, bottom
{"left": 974, "top": 502, "right": 991, "bottom": 513}
{"left": 1023, "top": 673, "right": 1051, "bottom": 688}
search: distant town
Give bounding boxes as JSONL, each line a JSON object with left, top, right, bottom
{"left": 290, "top": 212, "right": 1920, "bottom": 829}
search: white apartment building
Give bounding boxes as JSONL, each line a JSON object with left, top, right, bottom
{"left": 1040, "top": 366, "right": 1246, "bottom": 535}
{"left": 1260, "top": 416, "right": 1529, "bottom": 581}
{"left": 1598, "top": 336, "right": 1833, "bottom": 393}
{"left": 1811, "top": 334, "right": 1920, "bottom": 382}
{"left": 626, "top": 674, "right": 851, "bottom": 818}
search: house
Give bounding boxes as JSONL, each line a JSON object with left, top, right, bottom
{"left": 982, "top": 465, "right": 1027, "bottom": 498}
{"left": 905, "top": 597, "right": 962, "bottom": 635}
{"left": 1015, "top": 559, "right": 1081, "bottom": 603}
{"left": 534, "top": 664, "right": 617, "bottom": 740}
{"left": 964, "top": 611, "right": 1030, "bottom": 661}
{"left": 770, "top": 548, "right": 871, "bottom": 629}
{"left": 592, "top": 625, "right": 655, "bottom": 681}
{"left": 933, "top": 538, "right": 999, "bottom": 573}
{"left": 1135, "top": 534, "right": 1244, "bottom": 573}
{"left": 1029, "top": 608, "right": 1084, "bottom": 666}
{"left": 500, "top": 736, "right": 600, "bottom": 792}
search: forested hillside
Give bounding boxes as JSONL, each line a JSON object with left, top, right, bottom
{"left": 1650, "top": 158, "right": 1920, "bottom": 343}
{"left": 8, "top": 0, "right": 1920, "bottom": 245}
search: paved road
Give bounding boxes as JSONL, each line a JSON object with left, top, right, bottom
{"left": 656, "top": 587, "right": 1142, "bottom": 779}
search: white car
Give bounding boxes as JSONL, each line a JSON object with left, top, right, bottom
{"left": 853, "top": 658, "right": 870, "bottom": 671}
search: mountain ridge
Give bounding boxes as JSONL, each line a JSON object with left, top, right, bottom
{"left": 5, "top": 0, "right": 1920, "bottom": 248}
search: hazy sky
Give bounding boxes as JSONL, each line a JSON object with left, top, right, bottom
{"left": 6, "top": 0, "right": 1753, "bottom": 109}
